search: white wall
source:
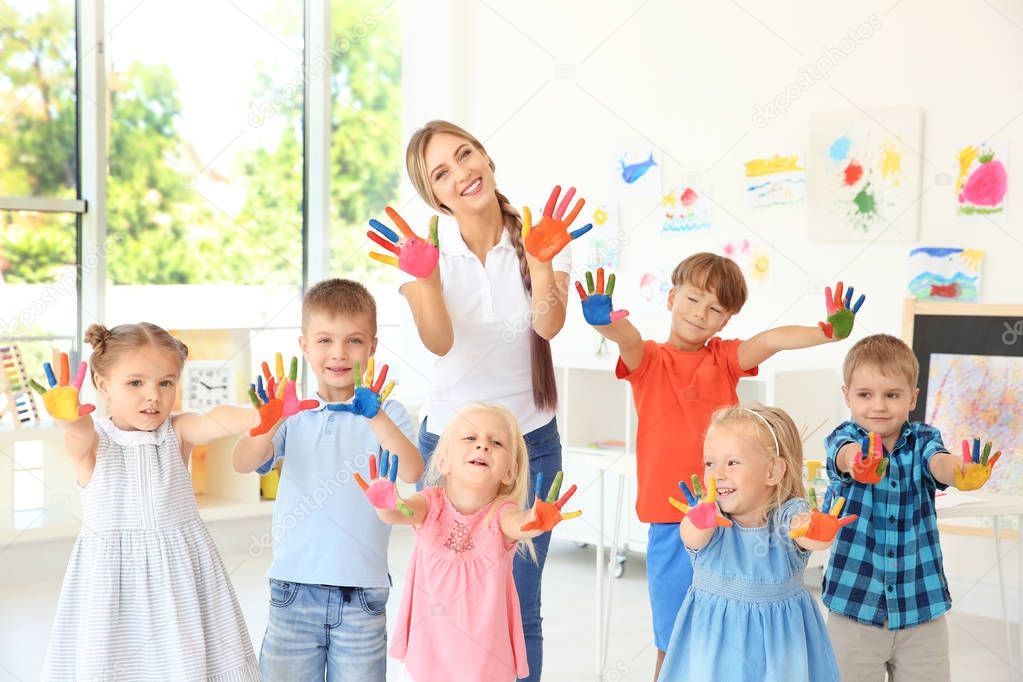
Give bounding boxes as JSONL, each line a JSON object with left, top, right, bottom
{"left": 398, "top": 0, "right": 1023, "bottom": 620}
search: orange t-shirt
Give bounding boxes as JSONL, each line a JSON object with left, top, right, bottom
{"left": 616, "top": 338, "right": 759, "bottom": 523}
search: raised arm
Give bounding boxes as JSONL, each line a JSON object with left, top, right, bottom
{"left": 737, "top": 281, "right": 866, "bottom": 371}
{"left": 500, "top": 471, "right": 582, "bottom": 542}
{"left": 324, "top": 358, "right": 422, "bottom": 483}
{"left": 30, "top": 353, "right": 98, "bottom": 482}
{"left": 671, "top": 476, "right": 732, "bottom": 551}
{"left": 575, "top": 267, "right": 643, "bottom": 370}
{"left": 365, "top": 207, "right": 454, "bottom": 357}
{"left": 932, "top": 437, "right": 1003, "bottom": 489}
{"left": 354, "top": 451, "right": 428, "bottom": 526}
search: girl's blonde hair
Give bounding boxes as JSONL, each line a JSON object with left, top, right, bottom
{"left": 707, "top": 404, "right": 806, "bottom": 518}
{"left": 405, "top": 120, "right": 558, "bottom": 413}
{"left": 424, "top": 403, "right": 536, "bottom": 561}
{"left": 84, "top": 322, "right": 189, "bottom": 382}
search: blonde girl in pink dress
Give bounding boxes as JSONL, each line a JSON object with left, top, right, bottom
{"left": 356, "top": 403, "right": 581, "bottom": 682}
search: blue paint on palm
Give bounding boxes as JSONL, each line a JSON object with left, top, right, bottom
{"left": 581, "top": 294, "right": 615, "bottom": 326}
{"left": 324, "top": 387, "right": 381, "bottom": 418}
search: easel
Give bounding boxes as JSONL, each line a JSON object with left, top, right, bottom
{"left": 0, "top": 344, "right": 40, "bottom": 428}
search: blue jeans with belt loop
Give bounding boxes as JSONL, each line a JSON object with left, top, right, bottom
{"left": 418, "top": 416, "right": 562, "bottom": 682}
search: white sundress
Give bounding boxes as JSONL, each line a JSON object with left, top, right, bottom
{"left": 42, "top": 417, "right": 258, "bottom": 682}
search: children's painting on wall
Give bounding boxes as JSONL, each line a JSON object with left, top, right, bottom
{"left": 634, "top": 268, "right": 672, "bottom": 315}
{"left": 744, "top": 154, "right": 806, "bottom": 208}
{"left": 662, "top": 184, "right": 712, "bottom": 234}
{"left": 807, "top": 107, "right": 923, "bottom": 242}
{"left": 956, "top": 142, "right": 1007, "bottom": 218}
{"left": 581, "top": 203, "right": 624, "bottom": 270}
{"left": 908, "top": 247, "right": 983, "bottom": 302}
{"left": 719, "top": 238, "right": 773, "bottom": 288}
{"left": 926, "top": 353, "right": 1023, "bottom": 495}
{"left": 613, "top": 148, "right": 661, "bottom": 202}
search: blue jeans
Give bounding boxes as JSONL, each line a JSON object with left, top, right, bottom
{"left": 418, "top": 416, "right": 562, "bottom": 682}
{"left": 259, "top": 580, "right": 388, "bottom": 681}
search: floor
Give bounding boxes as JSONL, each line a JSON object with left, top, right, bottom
{"left": 1, "top": 521, "right": 1020, "bottom": 681}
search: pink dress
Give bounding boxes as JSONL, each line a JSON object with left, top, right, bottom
{"left": 390, "top": 486, "right": 528, "bottom": 682}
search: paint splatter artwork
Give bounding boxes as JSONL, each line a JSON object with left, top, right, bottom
{"left": 926, "top": 353, "right": 1023, "bottom": 495}
{"left": 744, "top": 154, "right": 806, "bottom": 208}
{"left": 662, "top": 184, "right": 711, "bottom": 234}
{"left": 808, "top": 108, "right": 922, "bottom": 241}
{"left": 956, "top": 143, "right": 1008, "bottom": 218}
{"left": 908, "top": 247, "right": 983, "bottom": 302}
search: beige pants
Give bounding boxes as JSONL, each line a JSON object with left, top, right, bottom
{"left": 827, "top": 612, "right": 950, "bottom": 682}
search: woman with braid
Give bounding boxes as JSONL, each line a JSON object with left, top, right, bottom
{"left": 365, "top": 120, "right": 591, "bottom": 681}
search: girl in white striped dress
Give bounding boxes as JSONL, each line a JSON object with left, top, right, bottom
{"left": 36, "top": 323, "right": 285, "bottom": 681}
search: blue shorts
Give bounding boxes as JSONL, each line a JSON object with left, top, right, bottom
{"left": 647, "top": 522, "right": 694, "bottom": 651}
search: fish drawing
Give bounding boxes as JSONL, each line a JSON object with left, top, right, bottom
{"left": 620, "top": 153, "right": 657, "bottom": 184}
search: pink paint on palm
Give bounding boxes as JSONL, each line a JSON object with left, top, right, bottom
{"left": 687, "top": 503, "right": 720, "bottom": 530}
{"left": 366, "top": 481, "right": 399, "bottom": 509}
{"left": 397, "top": 238, "right": 439, "bottom": 278}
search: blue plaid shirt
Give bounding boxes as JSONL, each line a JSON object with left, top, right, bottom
{"left": 822, "top": 420, "right": 952, "bottom": 630}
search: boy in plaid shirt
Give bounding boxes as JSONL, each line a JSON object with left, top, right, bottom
{"left": 824, "top": 334, "right": 1004, "bottom": 681}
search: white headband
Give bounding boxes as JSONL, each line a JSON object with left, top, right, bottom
{"left": 743, "top": 407, "right": 780, "bottom": 457}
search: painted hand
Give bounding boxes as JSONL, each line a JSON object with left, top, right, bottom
{"left": 576, "top": 267, "right": 629, "bottom": 326}
{"left": 790, "top": 488, "right": 858, "bottom": 542}
{"left": 954, "top": 437, "right": 1003, "bottom": 491}
{"left": 668, "top": 475, "right": 732, "bottom": 530}
{"left": 324, "top": 358, "right": 395, "bottom": 419}
{"left": 354, "top": 450, "right": 414, "bottom": 517}
{"left": 29, "top": 352, "right": 95, "bottom": 421}
{"left": 248, "top": 353, "right": 319, "bottom": 436}
{"left": 367, "top": 207, "right": 440, "bottom": 279}
{"left": 818, "top": 281, "right": 865, "bottom": 339}
{"left": 851, "top": 432, "right": 889, "bottom": 485}
{"left": 522, "top": 185, "right": 593, "bottom": 262}
{"left": 521, "top": 471, "right": 583, "bottom": 532}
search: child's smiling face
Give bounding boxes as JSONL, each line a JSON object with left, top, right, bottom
{"left": 702, "top": 423, "right": 784, "bottom": 526}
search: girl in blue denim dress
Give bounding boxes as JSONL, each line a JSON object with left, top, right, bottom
{"left": 658, "top": 405, "right": 847, "bottom": 682}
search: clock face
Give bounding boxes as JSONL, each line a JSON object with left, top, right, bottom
{"left": 183, "top": 362, "right": 235, "bottom": 412}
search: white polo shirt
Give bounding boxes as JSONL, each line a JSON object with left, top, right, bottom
{"left": 399, "top": 219, "right": 571, "bottom": 436}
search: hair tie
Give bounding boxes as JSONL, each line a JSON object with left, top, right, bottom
{"left": 743, "top": 407, "right": 780, "bottom": 457}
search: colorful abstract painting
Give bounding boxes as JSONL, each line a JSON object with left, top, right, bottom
{"left": 926, "top": 353, "right": 1023, "bottom": 495}
{"left": 719, "top": 238, "right": 773, "bottom": 288}
{"left": 908, "top": 247, "right": 983, "bottom": 302}
{"left": 808, "top": 107, "right": 922, "bottom": 242}
{"left": 583, "top": 203, "right": 623, "bottom": 270}
{"left": 661, "top": 184, "right": 712, "bottom": 234}
{"left": 956, "top": 142, "right": 1008, "bottom": 218}
{"left": 744, "top": 154, "right": 806, "bottom": 208}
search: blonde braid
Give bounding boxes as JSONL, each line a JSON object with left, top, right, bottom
{"left": 495, "top": 190, "right": 531, "bottom": 293}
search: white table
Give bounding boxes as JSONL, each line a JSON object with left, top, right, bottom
{"left": 935, "top": 494, "right": 1023, "bottom": 681}
{"left": 574, "top": 452, "right": 1023, "bottom": 682}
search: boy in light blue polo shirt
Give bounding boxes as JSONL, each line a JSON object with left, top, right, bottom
{"left": 233, "top": 278, "right": 422, "bottom": 681}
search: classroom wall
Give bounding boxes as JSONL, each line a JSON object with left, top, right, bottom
{"left": 395, "top": 0, "right": 1023, "bottom": 621}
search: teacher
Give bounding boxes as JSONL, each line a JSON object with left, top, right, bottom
{"left": 383, "top": 119, "right": 589, "bottom": 682}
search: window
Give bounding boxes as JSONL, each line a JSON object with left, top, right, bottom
{"left": 104, "top": 0, "right": 304, "bottom": 332}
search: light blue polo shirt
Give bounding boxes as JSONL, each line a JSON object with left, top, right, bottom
{"left": 256, "top": 398, "right": 414, "bottom": 587}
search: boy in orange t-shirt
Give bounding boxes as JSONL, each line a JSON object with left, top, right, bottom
{"left": 576, "top": 252, "right": 864, "bottom": 679}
